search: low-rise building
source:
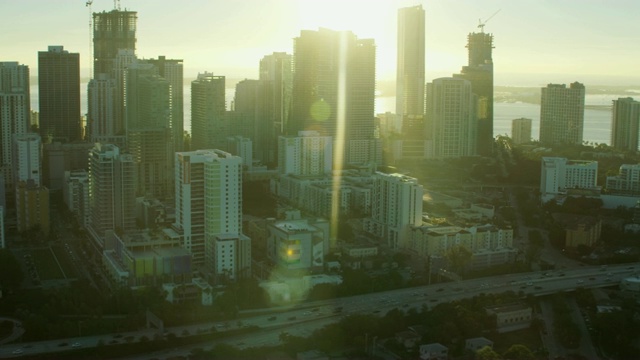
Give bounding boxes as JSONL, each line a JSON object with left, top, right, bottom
{"left": 163, "top": 277, "right": 213, "bottom": 306}
{"left": 486, "top": 303, "right": 532, "bottom": 333}
{"left": 465, "top": 337, "right": 493, "bottom": 352}
{"left": 419, "top": 343, "right": 448, "bottom": 360}
{"left": 552, "top": 213, "right": 602, "bottom": 249}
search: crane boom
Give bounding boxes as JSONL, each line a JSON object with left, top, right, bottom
{"left": 477, "top": 9, "right": 501, "bottom": 32}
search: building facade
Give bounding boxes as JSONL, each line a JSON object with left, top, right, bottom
{"left": 366, "top": 172, "right": 423, "bottom": 249}
{"left": 539, "top": 82, "right": 585, "bottom": 145}
{"left": 611, "top": 97, "right": 640, "bottom": 151}
{"left": 92, "top": 9, "right": 137, "bottom": 77}
{"left": 606, "top": 164, "right": 640, "bottom": 196}
{"left": 454, "top": 32, "right": 494, "bottom": 156}
{"left": 0, "top": 62, "right": 30, "bottom": 196}
{"left": 278, "top": 131, "right": 333, "bottom": 176}
{"left": 260, "top": 52, "right": 292, "bottom": 165}
{"left": 190, "top": 73, "right": 226, "bottom": 151}
{"left": 12, "top": 133, "right": 41, "bottom": 187}
{"left": 38, "top": 46, "right": 81, "bottom": 143}
{"left": 396, "top": 5, "right": 425, "bottom": 120}
{"left": 87, "top": 144, "right": 136, "bottom": 247}
{"left": 426, "top": 77, "right": 476, "bottom": 158}
{"left": 290, "top": 28, "right": 379, "bottom": 166}
{"left": 15, "top": 180, "right": 49, "bottom": 237}
{"left": 511, "top": 118, "right": 532, "bottom": 145}
{"left": 540, "top": 157, "right": 598, "bottom": 202}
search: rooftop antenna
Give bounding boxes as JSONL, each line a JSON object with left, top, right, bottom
{"left": 477, "top": 9, "right": 500, "bottom": 33}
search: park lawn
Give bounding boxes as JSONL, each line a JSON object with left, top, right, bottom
{"left": 51, "top": 245, "right": 80, "bottom": 279}
{"left": 30, "top": 248, "right": 65, "bottom": 280}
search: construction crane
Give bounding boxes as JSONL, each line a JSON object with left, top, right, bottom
{"left": 477, "top": 9, "right": 500, "bottom": 33}
{"left": 86, "top": 0, "right": 93, "bottom": 76}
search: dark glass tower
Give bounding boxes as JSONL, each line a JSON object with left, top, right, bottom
{"left": 455, "top": 32, "right": 494, "bottom": 156}
{"left": 38, "top": 46, "right": 81, "bottom": 143}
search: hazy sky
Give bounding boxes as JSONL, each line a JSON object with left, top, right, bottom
{"left": 2, "top": 0, "right": 639, "bottom": 86}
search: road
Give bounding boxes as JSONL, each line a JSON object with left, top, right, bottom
{"left": 1, "top": 262, "right": 637, "bottom": 359}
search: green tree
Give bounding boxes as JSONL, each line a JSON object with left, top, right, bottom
{"left": 445, "top": 245, "right": 473, "bottom": 276}
{"left": 0, "top": 249, "right": 24, "bottom": 291}
{"left": 502, "top": 344, "right": 534, "bottom": 360}
{"left": 476, "top": 345, "right": 501, "bottom": 360}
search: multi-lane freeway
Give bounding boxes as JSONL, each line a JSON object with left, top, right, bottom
{"left": 1, "top": 262, "right": 637, "bottom": 358}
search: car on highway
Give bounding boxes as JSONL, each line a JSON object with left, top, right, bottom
{"left": 12, "top": 349, "right": 24, "bottom": 355}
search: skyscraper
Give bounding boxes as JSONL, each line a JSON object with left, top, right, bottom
{"left": 92, "top": 9, "right": 137, "bottom": 77}
{"left": 12, "top": 133, "right": 41, "bottom": 187}
{"left": 38, "top": 46, "right": 81, "bottom": 143}
{"left": 87, "top": 143, "right": 136, "bottom": 247}
{"left": 278, "top": 131, "right": 333, "bottom": 176}
{"left": 454, "top": 32, "right": 494, "bottom": 156}
{"left": 290, "top": 28, "right": 378, "bottom": 166}
{"left": 611, "top": 97, "right": 640, "bottom": 151}
{"left": 260, "top": 52, "right": 292, "bottom": 165}
{"left": 396, "top": 5, "right": 425, "bottom": 119}
{"left": 125, "top": 62, "right": 173, "bottom": 198}
{"left": 147, "top": 56, "right": 184, "bottom": 152}
{"left": 87, "top": 73, "right": 119, "bottom": 144}
{"left": 190, "top": 73, "right": 226, "bottom": 151}
{"left": 0, "top": 62, "right": 30, "bottom": 196}
{"left": 426, "top": 77, "right": 477, "bottom": 158}
{"left": 539, "top": 82, "right": 585, "bottom": 145}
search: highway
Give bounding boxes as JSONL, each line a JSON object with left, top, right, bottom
{"left": 1, "top": 262, "right": 637, "bottom": 359}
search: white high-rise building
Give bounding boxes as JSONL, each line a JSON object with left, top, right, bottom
{"left": 511, "top": 118, "right": 532, "bottom": 145}
{"left": 0, "top": 62, "right": 30, "bottom": 194}
{"left": 539, "top": 82, "right": 585, "bottom": 145}
{"left": 606, "top": 164, "right": 640, "bottom": 196}
{"left": 611, "top": 97, "right": 640, "bottom": 151}
{"left": 366, "top": 172, "right": 423, "bottom": 249}
{"left": 63, "top": 170, "right": 90, "bottom": 228}
{"left": 88, "top": 74, "right": 120, "bottom": 144}
{"left": 174, "top": 149, "right": 249, "bottom": 280}
{"left": 278, "top": 131, "right": 333, "bottom": 176}
{"left": 12, "top": 133, "right": 41, "bottom": 187}
{"left": 540, "top": 157, "right": 598, "bottom": 202}
{"left": 426, "top": 77, "right": 476, "bottom": 158}
{"left": 87, "top": 144, "right": 136, "bottom": 247}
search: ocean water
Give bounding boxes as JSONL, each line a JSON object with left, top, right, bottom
{"left": 32, "top": 84, "right": 622, "bottom": 145}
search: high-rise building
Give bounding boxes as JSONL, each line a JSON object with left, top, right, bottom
{"left": 173, "top": 149, "right": 247, "bottom": 277}
{"left": 278, "top": 131, "right": 333, "bottom": 176}
{"left": 511, "top": 118, "right": 532, "bottom": 145}
{"left": 87, "top": 143, "right": 136, "bottom": 247}
{"left": 147, "top": 56, "right": 185, "bottom": 152}
{"left": 191, "top": 73, "right": 226, "bottom": 151}
{"left": 396, "top": 5, "right": 425, "bottom": 119}
{"left": 454, "top": 32, "right": 494, "bottom": 156}
{"left": 366, "top": 172, "right": 423, "bottom": 249}
{"left": 611, "top": 97, "right": 640, "bottom": 151}
{"left": 15, "top": 180, "right": 49, "bottom": 237}
{"left": 260, "top": 52, "right": 292, "bottom": 165}
{"left": 540, "top": 157, "right": 597, "bottom": 202}
{"left": 12, "top": 133, "right": 41, "bottom": 187}
{"left": 87, "top": 73, "right": 120, "bottom": 144}
{"left": 125, "top": 62, "right": 174, "bottom": 198}
{"left": 0, "top": 206, "right": 4, "bottom": 249}
{"left": 290, "top": 28, "right": 378, "bottom": 165}
{"left": 426, "top": 77, "right": 477, "bottom": 158}
{"left": 63, "top": 170, "right": 90, "bottom": 228}
{"left": 539, "top": 82, "right": 585, "bottom": 145}
{"left": 92, "top": 9, "right": 137, "bottom": 77}
{"left": 38, "top": 46, "right": 81, "bottom": 143}
{"left": 233, "top": 79, "right": 269, "bottom": 162}
{"left": 606, "top": 164, "right": 640, "bottom": 196}
{"left": 0, "top": 62, "right": 30, "bottom": 197}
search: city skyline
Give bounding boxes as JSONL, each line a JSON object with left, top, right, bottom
{"left": 2, "top": 0, "right": 640, "bottom": 86}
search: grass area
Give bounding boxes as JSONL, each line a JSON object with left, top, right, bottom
{"left": 30, "top": 248, "right": 64, "bottom": 280}
{"left": 51, "top": 245, "right": 80, "bottom": 279}
{"left": 493, "top": 327, "right": 543, "bottom": 355}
